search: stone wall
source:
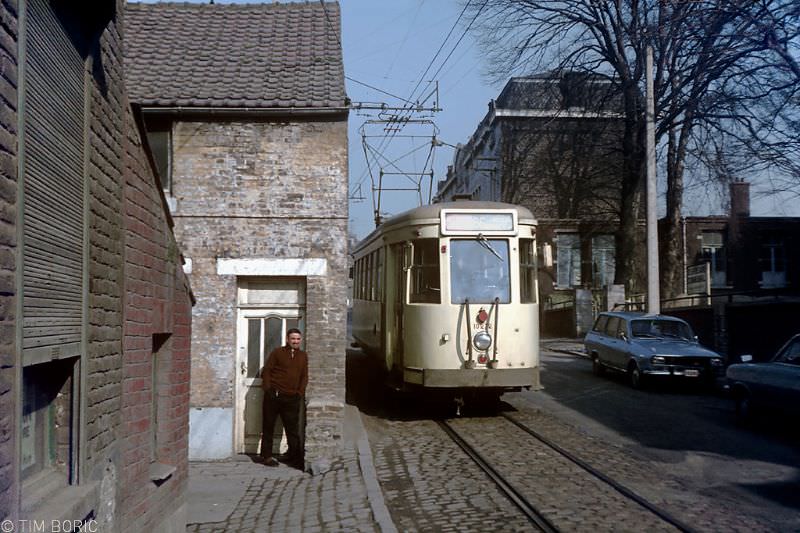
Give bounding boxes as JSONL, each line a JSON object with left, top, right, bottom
{"left": 171, "top": 118, "right": 348, "bottom": 462}
{"left": 0, "top": 0, "right": 17, "bottom": 522}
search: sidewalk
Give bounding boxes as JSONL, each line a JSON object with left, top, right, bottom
{"left": 186, "top": 405, "right": 396, "bottom": 533}
{"left": 541, "top": 337, "right": 587, "bottom": 358}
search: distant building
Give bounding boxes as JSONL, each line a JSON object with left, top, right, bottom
{"left": 435, "top": 72, "right": 643, "bottom": 303}
{"left": 662, "top": 181, "right": 800, "bottom": 361}
{"left": 678, "top": 181, "right": 799, "bottom": 294}
{"left": 125, "top": 2, "right": 349, "bottom": 465}
{"left": 1, "top": 1, "right": 193, "bottom": 530}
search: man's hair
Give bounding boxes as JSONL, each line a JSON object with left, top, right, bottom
{"left": 286, "top": 328, "right": 302, "bottom": 337}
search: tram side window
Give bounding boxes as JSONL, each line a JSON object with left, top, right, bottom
{"left": 355, "top": 259, "right": 362, "bottom": 299}
{"left": 410, "top": 239, "right": 441, "bottom": 303}
{"left": 366, "top": 254, "right": 372, "bottom": 300}
{"left": 519, "top": 239, "right": 538, "bottom": 303}
{"left": 375, "top": 249, "right": 383, "bottom": 301}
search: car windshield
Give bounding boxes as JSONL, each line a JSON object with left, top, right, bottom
{"left": 450, "top": 238, "right": 510, "bottom": 304}
{"left": 775, "top": 338, "right": 800, "bottom": 364}
{"left": 630, "top": 319, "right": 692, "bottom": 340}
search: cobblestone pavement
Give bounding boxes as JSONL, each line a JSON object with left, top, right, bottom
{"left": 361, "top": 414, "right": 533, "bottom": 532}
{"left": 364, "top": 397, "right": 785, "bottom": 532}
{"left": 446, "top": 416, "right": 678, "bottom": 532}
{"left": 187, "top": 447, "right": 378, "bottom": 533}
{"left": 503, "top": 397, "right": 781, "bottom": 532}
{"left": 186, "top": 405, "right": 390, "bottom": 533}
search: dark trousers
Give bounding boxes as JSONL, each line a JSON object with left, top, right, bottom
{"left": 260, "top": 391, "right": 303, "bottom": 464}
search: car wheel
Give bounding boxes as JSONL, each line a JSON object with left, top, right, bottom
{"left": 592, "top": 355, "right": 605, "bottom": 376}
{"left": 734, "top": 389, "right": 753, "bottom": 421}
{"left": 628, "top": 362, "right": 645, "bottom": 389}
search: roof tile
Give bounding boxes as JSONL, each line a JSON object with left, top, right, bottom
{"left": 124, "top": 1, "right": 347, "bottom": 110}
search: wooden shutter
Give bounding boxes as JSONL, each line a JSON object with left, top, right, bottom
{"left": 22, "top": 0, "right": 85, "bottom": 363}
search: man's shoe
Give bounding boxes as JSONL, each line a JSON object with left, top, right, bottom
{"left": 263, "top": 457, "right": 279, "bottom": 467}
{"left": 288, "top": 460, "right": 305, "bottom": 471}
{"left": 275, "top": 453, "right": 292, "bottom": 463}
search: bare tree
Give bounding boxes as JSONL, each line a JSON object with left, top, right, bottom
{"left": 469, "top": 0, "right": 799, "bottom": 297}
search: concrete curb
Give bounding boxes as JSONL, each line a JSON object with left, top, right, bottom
{"left": 348, "top": 406, "right": 397, "bottom": 533}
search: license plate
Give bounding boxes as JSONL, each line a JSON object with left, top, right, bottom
{"left": 684, "top": 369, "right": 699, "bottom": 377}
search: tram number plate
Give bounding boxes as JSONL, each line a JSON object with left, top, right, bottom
{"left": 684, "top": 369, "right": 699, "bottom": 377}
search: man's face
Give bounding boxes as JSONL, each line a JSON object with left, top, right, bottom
{"left": 287, "top": 332, "right": 302, "bottom": 350}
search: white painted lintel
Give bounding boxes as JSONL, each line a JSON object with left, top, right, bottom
{"left": 216, "top": 258, "right": 327, "bottom": 277}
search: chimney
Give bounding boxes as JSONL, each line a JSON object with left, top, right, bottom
{"left": 729, "top": 179, "right": 750, "bottom": 218}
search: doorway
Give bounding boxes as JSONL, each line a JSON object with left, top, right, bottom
{"left": 235, "top": 278, "right": 305, "bottom": 454}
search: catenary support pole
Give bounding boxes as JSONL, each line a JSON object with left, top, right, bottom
{"left": 646, "top": 46, "right": 661, "bottom": 314}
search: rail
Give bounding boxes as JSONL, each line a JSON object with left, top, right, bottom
{"left": 501, "top": 413, "right": 696, "bottom": 533}
{"left": 436, "top": 420, "right": 558, "bottom": 533}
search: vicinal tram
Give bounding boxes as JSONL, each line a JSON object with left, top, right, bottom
{"left": 351, "top": 201, "right": 542, "bottom": 408}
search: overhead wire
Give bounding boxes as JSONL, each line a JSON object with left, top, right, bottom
{"left": 323, "top": 0, "right": 489, "bottom": 213}
{"left": 354, "top": 0, "right": 483, "bottom": 204}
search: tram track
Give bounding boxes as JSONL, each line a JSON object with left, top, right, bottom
{"left": 437, "top": 415, "right": 698, "bottom": 533}
{"left": 435, "top": 419, "right": 559, "bottom": 533}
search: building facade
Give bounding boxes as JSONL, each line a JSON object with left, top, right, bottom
{"left": 677, "top": 181, "right": 799, "bottom": 295}
{"left": 1, "top": 0, "right": 193, "bottom": 530}
{"left": 125, "top": 2, "right": 349, "bottom": 466}
{"left": 435, "top": 72, "right": 644, "bottom": 304}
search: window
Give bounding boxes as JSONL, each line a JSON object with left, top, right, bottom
{"left": 375, "top": 249, "right": 383, "bottom": 301}
{"left": 700, "top": 231, "right": 726, "bottom": 287}
{"left": 450, "top": 239, "right": 510, "bottom": 304}
{"left": 776, "top": 338, "right": 800, "bottom": 365}
{"left": 631, "top": 319, "right": 692, "bottom": 340}
{"left": 760, "top": 237, "right": 786, "bottom": 288}
{"left": 604, "top": 316, "right": 620, "bottom": 337}
{"left": 593, "top": 314, "right": 609, "bottom": 333}
{"left": 365, "top": 254, "right": 372, "bottom": 301}
{"left": 591, "top": 235, "right": 615, "bottom": 288}
{"left": 556, "top": 233, "right": 581, "bottom": 288}
{"left": 21, "top": 360, "right": 77, "bottom": 485}
{"left": 410, "top": 239, "right": 441, "bottom": 303}
{"left": 519, "top": 239, "right": 538, "bottom": 303}
{"left": 144, "top": 119, "right": 173, "bottom": 194}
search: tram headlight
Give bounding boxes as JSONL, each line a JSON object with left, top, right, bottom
{"left": 473, "top": 331, "right": 492, "bottom": 351}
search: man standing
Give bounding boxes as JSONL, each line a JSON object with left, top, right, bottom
{"left": 260, "top": 328, "right": 308, "bottom": 470}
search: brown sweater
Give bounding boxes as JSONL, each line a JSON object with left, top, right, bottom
{"left": 261, "top": 345, "right": 308, "bottom": 396}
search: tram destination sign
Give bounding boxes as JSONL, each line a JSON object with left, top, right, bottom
{"left": 441, "top": 209, "right": 517, "bottom": 236}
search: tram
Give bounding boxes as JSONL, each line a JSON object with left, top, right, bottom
{"left": 351, "top": 201, "right": 542, "bottom": 407}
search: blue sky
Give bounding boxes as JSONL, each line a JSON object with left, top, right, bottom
{"left": 340, "top": 1, "right": 501, "bottom": 239}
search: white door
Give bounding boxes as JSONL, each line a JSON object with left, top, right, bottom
{"left": 235, "top": 278, "right": 305, "bottom": 454}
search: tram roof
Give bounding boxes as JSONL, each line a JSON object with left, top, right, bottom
{"left": 355, "top": 201, "right": 536, "bottom": 251}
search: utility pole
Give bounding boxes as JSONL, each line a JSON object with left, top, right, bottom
{"left": 646, "top": 46, "right": 661, "bottom": 314}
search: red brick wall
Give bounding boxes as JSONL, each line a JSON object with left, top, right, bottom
{"left": 0, "top": 0, "right": 17, "bottom": 521}
{"left": 119, "top": 103, "right": 192, "bottom": 531}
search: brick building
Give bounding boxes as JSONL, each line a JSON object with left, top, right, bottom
{"left": 124, "top": 2, "right": 349, "bottom": 465}
{"left": 1, "top": 0, "right": 193, "bottom": 531}
{"left": 676, "top": 181, "right": 800, "bottom": 294}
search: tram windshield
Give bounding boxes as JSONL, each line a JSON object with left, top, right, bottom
{"left": 450, "top": 238, "right": 510, "bottom": 304}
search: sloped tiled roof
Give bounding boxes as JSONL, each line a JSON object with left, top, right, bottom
{"left": 124, "top": 1, "right": 347, "bottom": 110}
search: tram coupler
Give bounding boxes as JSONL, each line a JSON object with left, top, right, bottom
{"left": 454, "top": 396, "right": 464, "bottom": 416}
